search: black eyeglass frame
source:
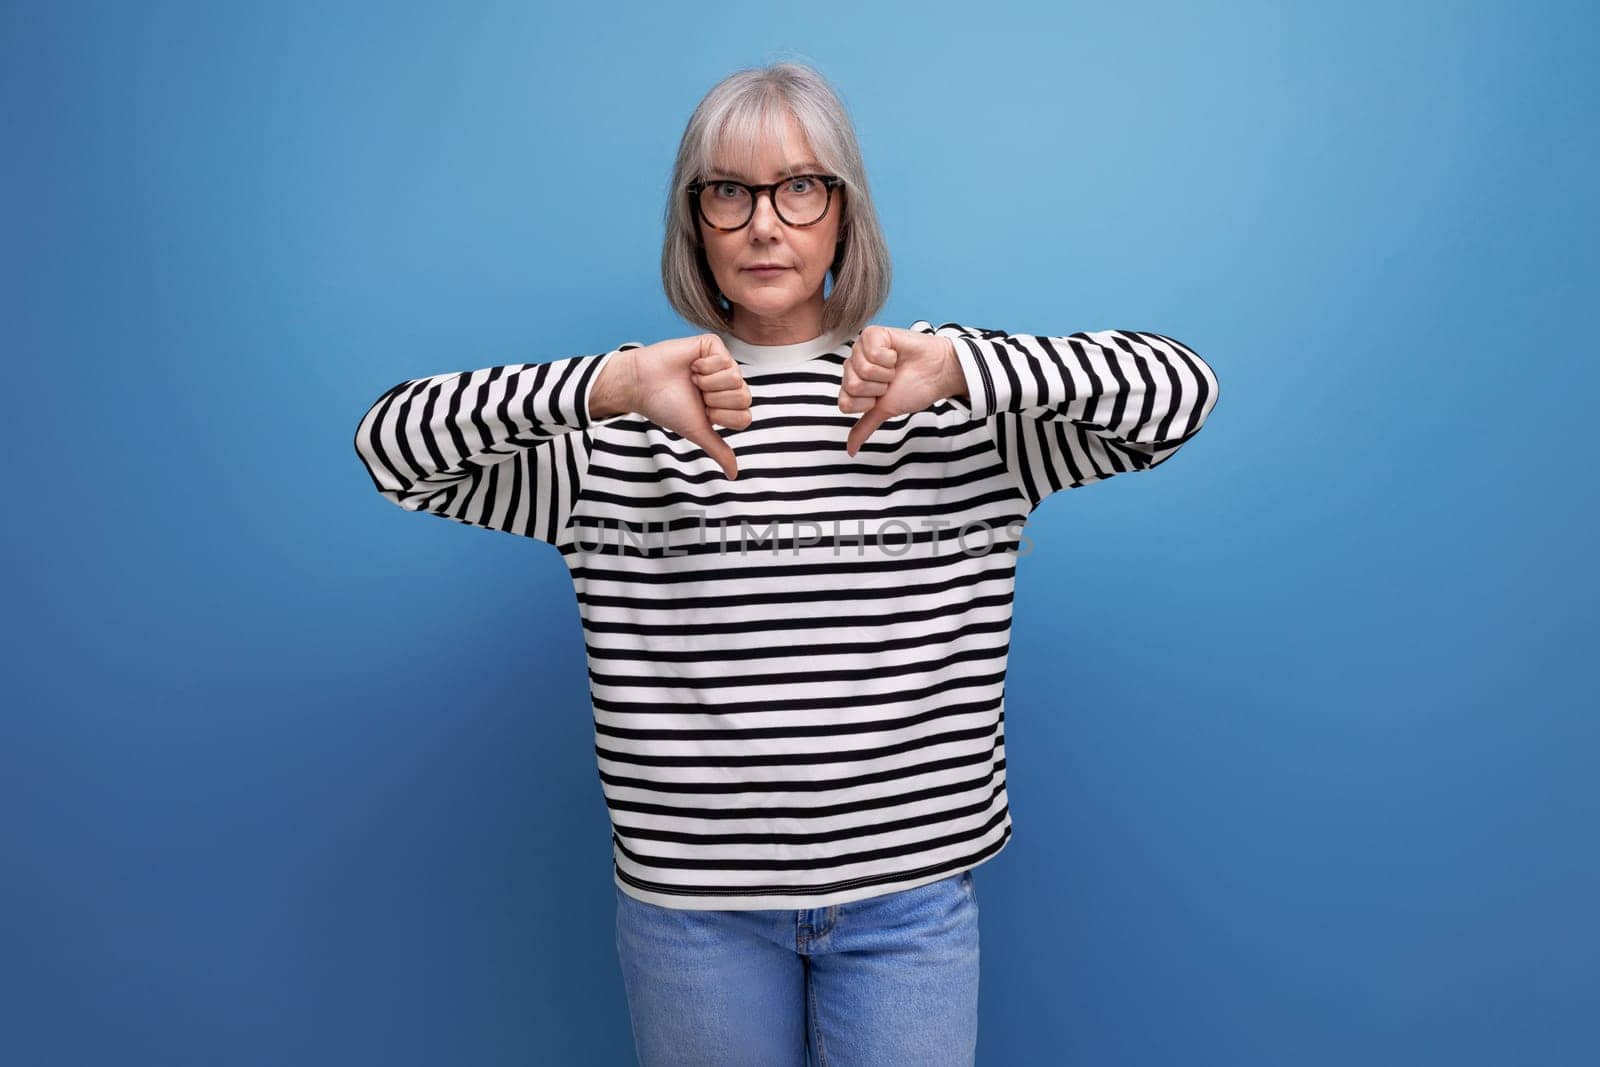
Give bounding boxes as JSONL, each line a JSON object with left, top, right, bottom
{"left": 685, "top": 173, "right": 846, "bottom": 231}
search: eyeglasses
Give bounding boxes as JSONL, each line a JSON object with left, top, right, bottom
{"left": 686, "top": 173, "right": 845, "bottom": 231}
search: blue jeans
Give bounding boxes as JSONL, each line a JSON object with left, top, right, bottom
{"left": 614, "top": 870, "right": 981, "bottom": 1066}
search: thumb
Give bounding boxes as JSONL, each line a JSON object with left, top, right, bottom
{"left": 845, "top": 403, "right": 890, "bottom": 458}
{"left": 683, "top": 424, "right": 739, "bottom": 480}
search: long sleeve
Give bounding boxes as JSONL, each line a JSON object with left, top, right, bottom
{"left": 352, "top": 342, "right": 641, "bottom": 544}
{"left": 931, "top": 322, "right": 1220, "bottom": 510}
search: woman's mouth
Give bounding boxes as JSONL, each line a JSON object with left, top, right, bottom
{"left": 745, "top": 267, "right": 788, "bottom": 277}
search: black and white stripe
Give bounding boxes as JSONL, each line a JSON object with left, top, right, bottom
{"left": 354, "top": 320, "right": 1218, "bottom": 909}
{"left": 352, "top": 346, "right": 640, "bottom": 543}
{"left": 940, "top": 324, "right": 1221, "bottom": 510}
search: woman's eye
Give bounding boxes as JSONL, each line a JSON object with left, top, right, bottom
{"left": 787, "top": 177, "right": 813, "bottom": 193}
{"left": 714, "top": 182, "right": 742, "bottom": 198}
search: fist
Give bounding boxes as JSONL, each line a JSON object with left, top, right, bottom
{"left": 838, "top": 326, "right": 961, "bottom": 456}
{"left": 628, "top": 334, "right": 753, "bottom": 479}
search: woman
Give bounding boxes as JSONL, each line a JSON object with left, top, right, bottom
{"left": 354, "top": 61, "right": 1219, "bottom": 1067}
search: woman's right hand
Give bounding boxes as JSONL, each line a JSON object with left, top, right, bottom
{"left": 602, "top": 333, "right": 752, "bottom": 479}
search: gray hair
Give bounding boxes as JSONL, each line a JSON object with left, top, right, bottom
{"left": 660, "top": 61, "right": 892, "bottom": 339}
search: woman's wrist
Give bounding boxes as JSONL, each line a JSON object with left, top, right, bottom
{"left": 589, "top": 349, "right": 638, "bottom": 420}
{"left": 940, "top": 338, "right": 968, "bottom": 400}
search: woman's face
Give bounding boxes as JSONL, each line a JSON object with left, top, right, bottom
{"left": 697, "top": 112, "right": 845, "bottom": 345}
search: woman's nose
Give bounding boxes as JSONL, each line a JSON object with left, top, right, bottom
{"left": 749, "top": 192, "right": 784, "bottom": 234}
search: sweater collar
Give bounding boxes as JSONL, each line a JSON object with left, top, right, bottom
{"left": 717, "top": 327, "right": 850, "bottom": 369}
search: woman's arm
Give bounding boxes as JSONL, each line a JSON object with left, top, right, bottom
{"left": 352, "top": 343, "right": 641, "bottom": 544}
{"left": 928, "top": 322, "right": 1220, "bottom": 509}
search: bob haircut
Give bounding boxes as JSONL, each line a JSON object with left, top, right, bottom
{"left": 661, "top": 61, "right": 893, "bottom": 340}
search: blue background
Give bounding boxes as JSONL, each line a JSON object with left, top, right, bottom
{"left": 6, "top": 1, "right": 1596, "bottom": 1063}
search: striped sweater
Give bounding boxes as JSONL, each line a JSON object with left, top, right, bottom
{"left": 353, "top": 319, "right": 1220, "bottom": 910}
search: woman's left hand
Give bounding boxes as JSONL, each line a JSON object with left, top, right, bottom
{"left": 839, "top": 326, "right": 962, "bottom": 456}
